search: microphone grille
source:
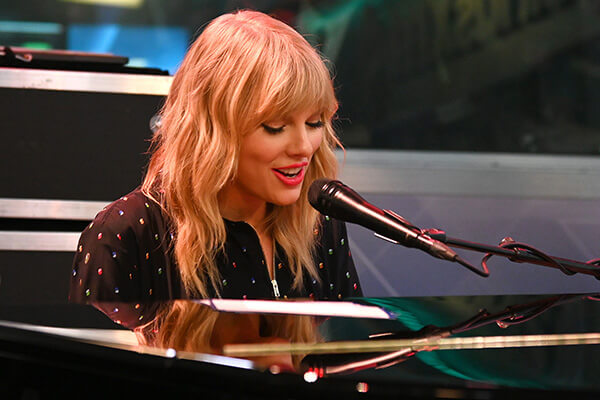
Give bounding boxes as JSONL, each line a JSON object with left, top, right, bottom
{"left": 308, "top": 179, "right": 344, "bottom": 215}
{"left": 308, "top": 179, "right": 331, "bottom": 208}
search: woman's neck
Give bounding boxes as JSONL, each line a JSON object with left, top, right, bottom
{"left": 218, "top": 187, "right": 275, "bottom": 279}
{"left": 218, "top": 189, "right": 268, "bottom": 234}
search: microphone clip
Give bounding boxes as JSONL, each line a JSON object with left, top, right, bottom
{"left": 375, "top": 210, "right": 457, "bottom": 262}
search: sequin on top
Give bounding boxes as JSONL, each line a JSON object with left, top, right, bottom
{"left": 69, "top": 188, "right": 362, "bottom": 329}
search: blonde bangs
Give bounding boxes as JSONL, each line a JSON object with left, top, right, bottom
{"left": 249, "top": 33, "right": 337, "bottom": 127}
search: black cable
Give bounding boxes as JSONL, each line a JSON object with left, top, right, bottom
{"left": 481, "top": 239, "right": 578, "bottom": 276}
{"left": 448, "top": 309, "right": 491, "bottom": 333}
{"left": 455, "top": 255, "right": 489, "bottom": 277}
{"left": 586, "top": 258, "right": 600, "bottom": 281}
{"left": 494, "top": 299, "right": 559, "bottom": 328}
{"left": 381, "top": 217, "right": 490, "bottom": 277}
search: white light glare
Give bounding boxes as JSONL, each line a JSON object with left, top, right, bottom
{"left": 303, "top": 370, "right": 318, "bottom": 383}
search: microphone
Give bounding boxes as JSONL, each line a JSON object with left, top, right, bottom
{"left": 308, "top": 179, "right": 457, "bottom": 261}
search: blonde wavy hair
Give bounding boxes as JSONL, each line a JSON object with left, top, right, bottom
{"left": 142, "top": 10, "right": 341, "bottom": 298}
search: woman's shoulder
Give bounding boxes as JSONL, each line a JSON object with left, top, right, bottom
{"left": 92, "top": 188, "right": 161, "bottom": 226}
{"left": 77, "top": 188, "right": 167, "bottom": 253}
{"left": 71, "top": 187, "right": 176, "bottom": 305}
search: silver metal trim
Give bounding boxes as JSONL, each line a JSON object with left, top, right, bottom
{"left": 0, "top": 67, "right": 172, "bottom": 95}
{"left": 0, "top": 320, "right": 256, "bottom": 370}
{"left": 0, "top": 321, "right": 139, "bottom": 346}
{"left": 338, "top": 150, "right": 600, "bottom": 199}
{"left": 0, "top": 231, "right": 79, "bottom": 252}
{"left": 0, "top": 198, "right": 108, "bottom": 220}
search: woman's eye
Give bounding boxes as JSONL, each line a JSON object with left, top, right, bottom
{"left": 306, "top": 120, "right": 324, "bottom": 129}
{"left": 261, "top": 123, "right": 284, "bottom": 134}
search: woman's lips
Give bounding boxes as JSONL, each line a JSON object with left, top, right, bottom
{"left": 272, "top": 167, "right": 306, "bottom": 186}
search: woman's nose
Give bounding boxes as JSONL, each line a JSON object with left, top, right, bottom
{"left": 287, "top": 126, "right": 313, "bottom": 157}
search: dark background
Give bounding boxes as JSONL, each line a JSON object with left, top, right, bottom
{"left": 3, "top": 0, "right": 600, "bottom": 154}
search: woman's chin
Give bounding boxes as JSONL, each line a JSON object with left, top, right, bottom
{"left": 270, "top": 192, "right": 303, "bottom": 207}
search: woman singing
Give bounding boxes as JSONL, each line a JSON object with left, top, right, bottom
{"left": 69, "top": 11, "right": 362, "bottom": 359}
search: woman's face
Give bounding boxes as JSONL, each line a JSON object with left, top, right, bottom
{"left": 226, "top": 108, "right": 324, "bottom": 210}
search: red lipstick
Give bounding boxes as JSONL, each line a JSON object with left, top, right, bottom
{"left": 272, "top": 162, "right": 308, "bottom": 186}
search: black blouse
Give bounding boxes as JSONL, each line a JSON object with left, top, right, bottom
{"left": 69, "top": 189, "right": 362, "bottom": 327}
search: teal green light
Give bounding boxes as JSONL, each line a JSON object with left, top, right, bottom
{"left": 21, "top": 42, "right": 53, "bottom": 50}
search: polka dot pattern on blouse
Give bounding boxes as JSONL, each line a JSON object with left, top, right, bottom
{"left": 69, "top": 188, "right": 362, "bottom": 328}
